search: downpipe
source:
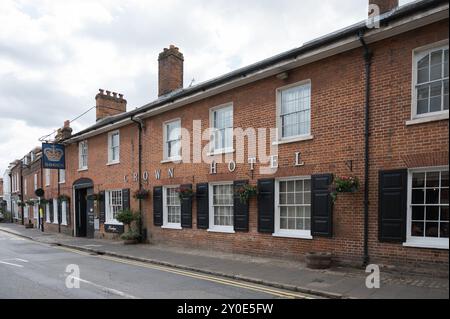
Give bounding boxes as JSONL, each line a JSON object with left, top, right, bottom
{"left": 359, "top": 30, "right": 372, "bottom": 267}
{"left": 131, "top": 116, "right": 145, "bottom": 242}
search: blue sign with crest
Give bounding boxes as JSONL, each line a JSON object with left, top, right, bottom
{"left": 42, "top": 143, "right": 65, "bottom": 169}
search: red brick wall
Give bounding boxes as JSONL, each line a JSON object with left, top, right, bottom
{"left": 55, "top": 19, "right": 448, "bottom": 270}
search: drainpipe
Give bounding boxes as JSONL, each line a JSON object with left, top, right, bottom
{"left": 359, "top": 30, "right": 372, "bottom": 266}
{"left": 8, "top": 172, "right": 13, "bottom": 223}
{"left": 57, "top": 169, "right": 61, "bottom": 233}
{"left": 20, "top": 169, "right": 24, "bottom": 225}
{"left": 131, "top": 116, "right": 144, "bottom": 242}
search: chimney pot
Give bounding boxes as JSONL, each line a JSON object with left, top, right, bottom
{"left": 96, "top": 90, "right": 127, "bottom": 121}
{"left": 369, "top": 0, "right": 398, "bottom": 15}
{"left": 64, "top": 120, "right": 70, "bottom": 128}
{"left": 158, "top": 45, "right": 184, "bottom": 96}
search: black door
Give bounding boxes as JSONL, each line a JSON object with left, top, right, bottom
{"left": 75, "top": 188, "right": 87, "bottom": 237}
{"left": 86, "top": 187, "right": 95, "bottom": 238}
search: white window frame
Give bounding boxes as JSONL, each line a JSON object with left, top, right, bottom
{"left": 276, "top": 80, "right": 313, "bottom": 144}
{"left": 162, "top": 185, "right": 182, "bottom": 229}
{"left": 59, "top": 169, "right": 65, "bottom": 184}
{"left": 163, "top": 119, "right": 182, "bottom": 162}
{"left": 34, "top": 173, "right": 38, "bottom": 190}
{"left": 107, "top": 130, "right": 120, "bottom": 165}
{"left": 209, "top": 103, "right": 234, "bottom": 155}
{"left": 30, "top": 152, "right": 35, "bottom": 162}
{"left": 45, "top": 169, "right": 50, "bottom": 187}
{"left": 33, "top": 204, "right": 38, "bottom": 221}
{"left": 45, "top": 203, "right": 51, "bottom": 223}
{"left": 24, "top": 178, "right": 27, "bottom": 196}
{"left": 273, "top": 176, "right": 313, "bottom": 239}
{"left": 53, "top": 198, "right": 59, "bottom": 224}
{"left": 208, "top": 181, "right": 235, "bottom": 233}
{"left": 105, "top": 189, "right": 123, "bottom": 225}
{"left": 410, "top": 40, "right": 449, "bottom": 121}
{"left": 61, "top": 201, "right": 68, "bottom": 226}
{"left": 404, "top": 166, "right": 449, "bottom": 250}
{"left": 78, "top": 140, "right": 88, "bottom": 170}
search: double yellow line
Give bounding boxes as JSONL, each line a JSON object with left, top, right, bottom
{"left": 58, "top": 246, "right": 313, "bottom": 299}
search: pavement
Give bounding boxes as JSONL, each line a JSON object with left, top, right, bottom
{"left": 0, "top": 223, "right": 448, "bottom": 299}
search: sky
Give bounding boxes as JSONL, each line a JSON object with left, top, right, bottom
{"left": 0, "top": 0, "right": 416, "bottom": 173}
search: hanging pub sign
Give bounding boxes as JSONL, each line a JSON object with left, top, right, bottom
{"left": 42, "top": 143, "right": 65, "bottom": 169}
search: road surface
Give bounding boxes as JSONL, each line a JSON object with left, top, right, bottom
{"left": 0, "top": 231, "right": 314, "bottom": 299}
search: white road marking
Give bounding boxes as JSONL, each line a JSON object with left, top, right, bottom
{"left": 0, "top": 261, "right": 24, "bottom": 268}
{"left": 84, "top": 245, "right": 103, "bottom": 247}
{"left": 69, "top": 276, "right": 139, "bottom": 299}
{"left": 14, "top": 258, "right": 29, "bottom": 263}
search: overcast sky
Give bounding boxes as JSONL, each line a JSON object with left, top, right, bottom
{"left": 0, "top": 0, "right": 415, "bottom": 174}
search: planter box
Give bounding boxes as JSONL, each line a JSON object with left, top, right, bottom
{"left": 306, "top": 252, "right": 332, "bottom": 269}
{"left": 123, "top": 239, "right": 139, "bottom": 245}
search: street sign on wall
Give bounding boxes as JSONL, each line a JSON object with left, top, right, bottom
{"left": 42, "top": 143, "right": 65, "bottom": 169}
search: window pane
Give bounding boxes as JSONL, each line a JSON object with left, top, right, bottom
{"left": 444, "top": 80, "right": 449, "bottom": 110}
{"left": 425, "top": 222, "right": 439, "bottom": 237}
{"left": 411, "top": 222, "right": 424, "bottom": 236}
{"left": 426, "top": 206, "right": 439, "bottom": 220}
{"left": 441, "top": 206, "right": 449, "bottom": 221}
{"left": 412, "top": 173, "right": 425, "bottom": 188}
{"left": 440, "top": 222, "right": 449, "bottom": 238}
{"left": 426, "top": 172, "right": 440, "bottom": 187}
{"left": 417, "top": 68, "right": 429, "bottom": 84}
{"left": 441, "top": 171, "right": 449, "bottom": 187}
{"left": 412, "top": 189, "right": 424, "bottom": 204}
{"left": 412, "top": 206, "right": 424, "bottom": 220}
{"left": 444, "top": 49, "right": 449, "bottom": 77}
{"left": 429, "top": 82, "right": 442, "bottom": 112}
{"left": 417, "top": 85, "right": 429, "bottom": 114}
{"left": 426, "top": 189, "right": 439, "bottom": 204}
{"left": 441, "top": 188, "right": 449, "bottom": 204}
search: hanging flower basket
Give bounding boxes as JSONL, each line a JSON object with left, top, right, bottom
{"left": 58, "top": 194, "right": 70, "bottom": 203}
{"left": 175, "top": 186, "right": 194, "bottom": 201}
{"left": 334, "top": 175, "right": 359, "bottom": 193}
{"left": 235, "top": 184, "right": 257, "bottom": 204}
{"left": 17, "top": 201, "right": 26, "bottom": 208}
{"left": 133, "top": 189, "right": 150, "bottom": 200}
{"left": 25, "top": 200, "right": 36, "bottom": 207}
{"left": 39, "top": 198, "right": 49, "bottom": 205}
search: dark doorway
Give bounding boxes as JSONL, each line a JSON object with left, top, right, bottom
{"left": 73, "top": 178, "right": 94, "bottom": 238}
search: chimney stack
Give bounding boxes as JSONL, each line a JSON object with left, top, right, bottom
{"left": 369, "top": 0, "right": 398, "bottom": 15}
{"left": 158, "top": 45, "right": 184, "bottom": 97}
{"left": 95, "top": 89, "right": 127, "bottom": 121}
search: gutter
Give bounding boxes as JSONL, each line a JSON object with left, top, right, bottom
{"left": 358, "top": 31, "right": 372, "bottom": 267}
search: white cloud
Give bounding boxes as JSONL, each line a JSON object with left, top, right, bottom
{"left": 0, "top": 0, "right": 417, "bottom": 172}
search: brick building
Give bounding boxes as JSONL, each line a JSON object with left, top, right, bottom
{"left": 21, "top": 147, "right": 44, "bottom": 228}
{"left": 10, "top": 0, "right": 448, "bottom": 271}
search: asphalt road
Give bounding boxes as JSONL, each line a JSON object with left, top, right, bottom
{"left": 0, "top": 231, "right": 313, "bottom": 299}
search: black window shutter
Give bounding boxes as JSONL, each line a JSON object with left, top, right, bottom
{"left": 196, "top": 183, "right": 209, "bottom": 229}
{"left": 180, "top": 184, "right": 193, "bottom": 228}
{"left": 57, "top": 200, "right": 62, "bottom": 224}
{"left": 66, "top": 201, "right": 71, "bottom": 225}
{"left": 311, "top": 174, "right": 333, "bottom": 237}
{"left": 122, "top": 189, "right": 130, "bottom": 210}
{"left": 378, "top": 169, "right": 407, "bottom": 243}
{"left": 49, "top": 200, "right": 54, "bottom": 223}
{"left": 153, "top": 186, "right": 163, "bottom": 226}
{"left": 99, "top": 191, "right": 105, "bottom": 224}
{"left": 257, "top": 179, "right": 274, "bottom": 233}
{"left": 234, "top": 180, "right": 249, "bottom": 232}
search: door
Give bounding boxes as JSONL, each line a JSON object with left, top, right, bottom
{"left": 86, "top": 187, "right": 95, "bottom": 238}
{"left": 75, "top": 188, "right": 87, "bottom": 237}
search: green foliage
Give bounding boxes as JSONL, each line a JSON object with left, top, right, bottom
{"left": 116, "top": 209, "right": 138, "bottom": 226}
{"left": 120, "top": 229, "right": 141, "bottom": 241}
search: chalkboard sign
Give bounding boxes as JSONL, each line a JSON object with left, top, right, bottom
{"left": 105, "top": 224, "right": 124, "bottom": 234}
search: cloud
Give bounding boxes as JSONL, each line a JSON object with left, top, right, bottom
{"left": 0, "top": 0, "right": 416, "bottom": 173}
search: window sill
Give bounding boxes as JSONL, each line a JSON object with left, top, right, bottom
{"left": 207, "top": 149, "right": 235, "bottom": 156}
{"left": 161, "top": 157, "right": 182, "bottom": 164}
{"left": 78, "top": 168, "right": 88, "bottom": 172}
{"left": 106, "top": 161, "right": 120, "bottom": 166}
{"left": 403, "top": 240, "right": 448, "bottom": 250}
{"left": 272, "top": 135, "right": 314, "bottom": 145}
{"left": 272, "top": 231, "right": 312, "bottom": 240}
{"left": 406, "top": 112, "right": 449, "bottom": 126}
{"left": 161, "top": 225, "right": 182, "bottom": 230}
{"left": 105, "top": 221, "right": 123, "bottom": 226}
{"left": 58, "top": 182, "right": 65, "bottom": 184}
{"left": 207, "top": 227, "right": 235, "bottom": 234}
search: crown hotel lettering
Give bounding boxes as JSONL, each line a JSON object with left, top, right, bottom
{"left": 125, "top": 151, "right": 305, "bottom": 181}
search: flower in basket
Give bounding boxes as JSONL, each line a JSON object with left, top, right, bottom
{"left": 334, "top": 175, "right": 359, "bottom": 193}
{"left": 25, "top": 199, "right": 36, "bottom": 206}
{"left": 58, "top": 194, "right": 70, "bottom": 202}
{"left": 17, "top": 200, "right": 26, "bottom": 207}
{"left": 133, "top": 189, "right": 150, "bottom": 200}
{"left": 235, "top": 184, "right": 257, "bottom": 204}
{"left": 175, "top": 186, "right": 194, "bottom": 200}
